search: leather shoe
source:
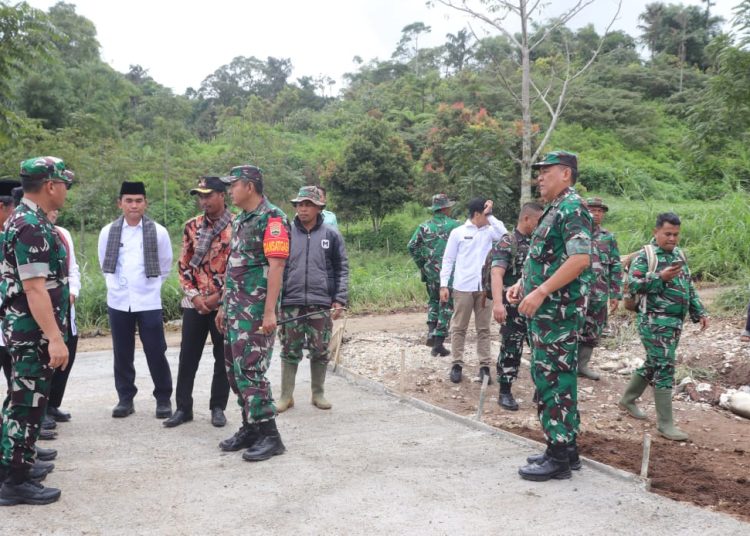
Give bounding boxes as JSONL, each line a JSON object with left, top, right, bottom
{"left": 219, "top": 423, "right": 259, "bottom": 452}
{"left": 163, "top": 409, "right": 192, "bottom": 428}
{"left": 35, "top": 447, "right": 57, "bottom": 462}
{"left": 450, "top": 364, "right": 462, "bottom": 383}
{"left": 41, "top": 414, "right": 56, "bottom": 430}
{"left": 30, "top": 461, "right": 54, "bottom": 482}
{"left": 526, "top": 445, "right": 582, "bottom": 471}
{"left": 38, "top": 429, "right": 57, "bottom": 441}
{"left": 0, "top": 480, "right": 61, "bottom": 505}
{"left": 47, "top": 407, "right": 71, "bottom": 422}
{"left": 499, "top": 392, "right": 519, "bottom": 411}
{"left": 112, "top": 401, "right": 135, "bottom": 418}
{"left": 479, "top": 366, "right": 492, "bottom": 385}
{"left": 211, "top": 408, "right": 227, "bottom": 428}
{"left": 155, "top": 401, "right": 172, "bottom": 419}
{"left": 242, "top": 419, "right": 285, "bottom": 462}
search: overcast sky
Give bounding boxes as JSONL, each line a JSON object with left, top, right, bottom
{"left": 26, "top": 0, "right": 739, "bottom": 95}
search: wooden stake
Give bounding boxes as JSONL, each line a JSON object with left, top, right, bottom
{"left": 640, "top": 433, "right": 652, "bottom": 479}
{"left": 476, "top": 374, "right": 490, "bottom": 421}
{"left": 331, "top": 316, "right": 348, "bottom": 373}
{"left": 399, "top": 348, "right": 406, "bottom": 393}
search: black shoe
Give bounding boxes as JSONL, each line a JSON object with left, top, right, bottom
{"left": 242, "top": 420, "right": 286, "bottom": 462}
{"left": 41, "top": 414, "right": 56, "bottom": 430}
{"left": 112, "top": 401, "right": 135, "bottom": 418}
{"left": 431, "top": 336, "right": 451, "bottom": 357}
{"left": 519, "top": 445, "right": 572, "bottom": 481}
{"left": 479, "top": 366, "right": 492, "bottom": 385}
{"left": 499, "top": 392, "right": 519, "bottom": 411}
{"left": 163, "top": 409, "right": 192, "bottom": 428}
{"left": 425, "top": 322, "right": 437, "bottom": 347}
{"left": 219, "top": 423, "right": 259, "bottom": 452}
{"left": 35, "top": 447, "right": 57, "bottom": 462}
{"left": 29, "top": 461, "right": 54, "bottom": 482}
{"left": 450, "top": 364, "right": 462, "bottom": 383}
{"left": 155, "top": 401, "right": 172, "bottom": 419}
{"left": 526, "top": 445, "right": 582, "bottom": 471}
{"left": 38, "top": 429, "right": 57, "bottom": 441}
{"left": 211, "top": 408, "right": 227, "bottom": 428}
{"left": 47, "top": 407, "right": 71, "bottom": 422}
{"left": 0, "top": 480, "right": 61, "bottom": 506}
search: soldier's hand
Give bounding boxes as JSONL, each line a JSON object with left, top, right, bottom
{"left": 262, "top": 311, "right": 277, "bottom": 335}
{"left": 493, "top": 302, "right": 507, "bottom": 323}
{"left": 659, "top": 264, "right": 682, "bottom": 282}
{"left": 699, "top": 316, "right": 709, "bottom": 332}
{"left": 332, "top": 302, "right": 344, "bottom": 320}
{"left": 215, "top": 308, "right": 225, "bottom": 334}
{"left": 48, "top": 337, "right": 69, "bottom": 371}
{"left": 439, "top": 287, "right": 450, "bottom": 303}
{"left": 506, "top": 283, "right": 522, "bottom": 305}
{"left": 519, "top": 288, "right": 546, "bottom": 318}
{"left": 609, "top": 299, "right": 619, "bottom": 314}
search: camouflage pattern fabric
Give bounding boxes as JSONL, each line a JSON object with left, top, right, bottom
{"left": 408, "top": 212, "right": 459, "bottom": 336}
{"left": 579, "top": 299, "right": 608, "bottom": 346}
{"left": 522, "top": 187, "right": 592, "bottom": 446}
{"left": 628, "top": 239, "right": 706, "bottom": 389}
{"left": 0, "top": 198, "right": 69, "bottom": 475}
{"left": 491, "top": 228, "right": 532, "bottom": 386}
{"left": 279, "top": 305, "right": 332, "bottom": 365}
{"left": 223, "top": 197, "right": 289, "bottom": 423}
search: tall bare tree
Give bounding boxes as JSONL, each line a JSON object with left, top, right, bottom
{"left": 432, "top": 0, "right": 622, "bottom": 204}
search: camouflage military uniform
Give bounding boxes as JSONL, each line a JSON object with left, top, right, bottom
{"left": 407, "top": 212, "right": 460, "bottom": 337}
{"left": 490, "top": 228, "right": 531, "bottom": 386}
{"left": 0, "top": 198, "right": 69, "bottom": 476}
{"left": 522, "top": 187, "right": 592, "bottom": 446}
{"left": 223, "top": 197, "right": 289, "bottom": 423}
{"left": 579, "top": 226, "right": 623, "bottom": 346}
{"left": 628, "top": 241, "right": 706, "bottom": 389}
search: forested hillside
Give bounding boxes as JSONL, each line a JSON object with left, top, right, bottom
{"left": 1, "top": 1, "right": 749, "bottom": 283}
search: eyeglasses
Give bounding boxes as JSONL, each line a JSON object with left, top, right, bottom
{"left": 48, "top": 180, "right": 72, "bottom": 190}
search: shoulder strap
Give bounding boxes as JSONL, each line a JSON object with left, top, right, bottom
{"left": 644, "top": 244, "right": 658, "bottom": 273}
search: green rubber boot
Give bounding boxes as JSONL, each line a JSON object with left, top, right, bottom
{"left": 577, "top": 344, "right": 600, "bottom": 380}
{"left": 618, "top": 374, "right": 649, "bottom": 420}
{"left": 276, "top": 362, "right": 297, "bottom": 413}
{"left": 654, "top": 389, "right": 689, "bottom": 441}
{"left": 310, "top": 360, "right": 332, "bottom": 410}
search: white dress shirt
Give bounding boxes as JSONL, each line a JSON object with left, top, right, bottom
{"left": 98, "top": 218, "right": 173, "bottom": 312}
{"left": 440, "top": 215, "right": 507, "bottom": 291}
{"left": 57, "top": 226, "right": 80, "bottom": 336}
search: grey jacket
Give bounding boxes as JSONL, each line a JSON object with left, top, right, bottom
{"left": 282, "top": 215, "right": 349, "bottom": 307}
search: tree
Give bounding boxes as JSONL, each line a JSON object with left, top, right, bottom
{"left": 327, "top": 118, "right": 414, "bottom": 232}
{"left": 433, "top": 0, "right": 622, "bottom": 204}
{"left": 444, "top": 29, "right": 475, "bottom": 73}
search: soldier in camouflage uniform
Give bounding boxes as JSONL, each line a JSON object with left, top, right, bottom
{"left": 490, "top": 202, "right": 543, "bottom": 411}
{"left": 618, "top": 212, "right": 708, "bottom": 441}
{"left": 508, "top": 151, "right": 592, "bottom": 482}
{"left": 0, "top": 179, "right": 21, "bottom": 397}
{"left": 578, "top": 197, "right": 623, "bottom": 380}
{"left": 408, "top": 194, "right": 460, "bottom": 356}
{"left": 0, "top": 157, "right": 73, "bottom": 505}
{"left": 215, "top": 165, "right": 290, "bottom": 462}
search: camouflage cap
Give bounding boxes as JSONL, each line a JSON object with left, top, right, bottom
{"left": 19, "top": 156, "right": 70, "bottom": 182}
{"left": 291, "top": 185, "right": 325, "bottom": 207}
{"left": 430, "top": 193, "right": 456, "bottom": 212}
{"left": 586, "top": 197, "right": 609, "bottom": 212}
{"left": 220, "top": 164, "right": 264, "bottom": 185}
{"left": 531, "top": 150, "right": 578, "bottom": 171}
{"left": 190, "top": 176, "right": 226, "bottom": 195}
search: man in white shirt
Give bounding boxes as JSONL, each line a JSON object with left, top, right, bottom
{"left": 98, "top": 181, "right": 173, "bottom": 419}
{"left": 440, "top": 197, "right": 507, "bottom": 384}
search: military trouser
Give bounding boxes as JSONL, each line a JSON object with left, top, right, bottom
{"left": 280, "top": 305, "right": 333, "bottom": 365}
{"left": 1, "top": 346, "right": 10, "bottom": 410}
{"left": 496, "top": 301, "right": 527, "bottom": 386}
{"left": 224, "top": 304, "right": 276, "bottom": 424}
{"left": 0, "top": 341, "right": 53, "bottom": 479}
{"left": 528, "top": 303, "right": 582, "bottom": 446}
{"left": 579, "top": 299, "right": 608, "bottom": 347}
{"left": 635, "top": 322, "right": 682, "bottom": 389}
{"left": 425, "top": 280, "right": 453, "bottom": 338}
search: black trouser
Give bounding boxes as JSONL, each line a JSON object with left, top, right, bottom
{"left": 108, "top": 307, "right": 173, "bottom": 404}
{"left": 48, "top": 331, "right": 78, "bottom": 409}
{"left": 175, "top": 308, "right": 229, "bottom": 412}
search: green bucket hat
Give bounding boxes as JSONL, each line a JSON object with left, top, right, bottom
{"left": 291, "top": 185, "right": 325, "bottom": 207}
{"left": 531, "top": 150, "right": 578, "bottom": 171}
{"left": 586, "top": 197, "right": 609, "bottom": 212}
{"left": 19, "top": 156, "right": 70, "bottom": 183}
{"left": 430, "top": 193, "right": 456, "bottom": 212}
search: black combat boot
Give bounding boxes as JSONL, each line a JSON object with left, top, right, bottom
{"left": 425, "top": 321, "right": 437, "bottom": 347}
{"left": 242, "top": 419, "right": 286, "bottom": 462}
{"left": 431, "top": 336, "right": 450, "bottom": 357}
{"left": 29, "top": 461, "right": 54, "bottom": 482}
{"left": 526, "top": 442, "right": 581, "bottom": 471}
{"left": 0, "top": 468, "right": 61, "bottom": 506}
{"left": 218, "top": 422, "right": 259, "bottom": 452}
{"left": 498, "top": 383, "right": 519, "bottom": 411}
{"left": 518, "top": 443, "right": 572, "bottom": 481}
{"left": 35, "top": 447, "right": 58, "bottom": 462}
